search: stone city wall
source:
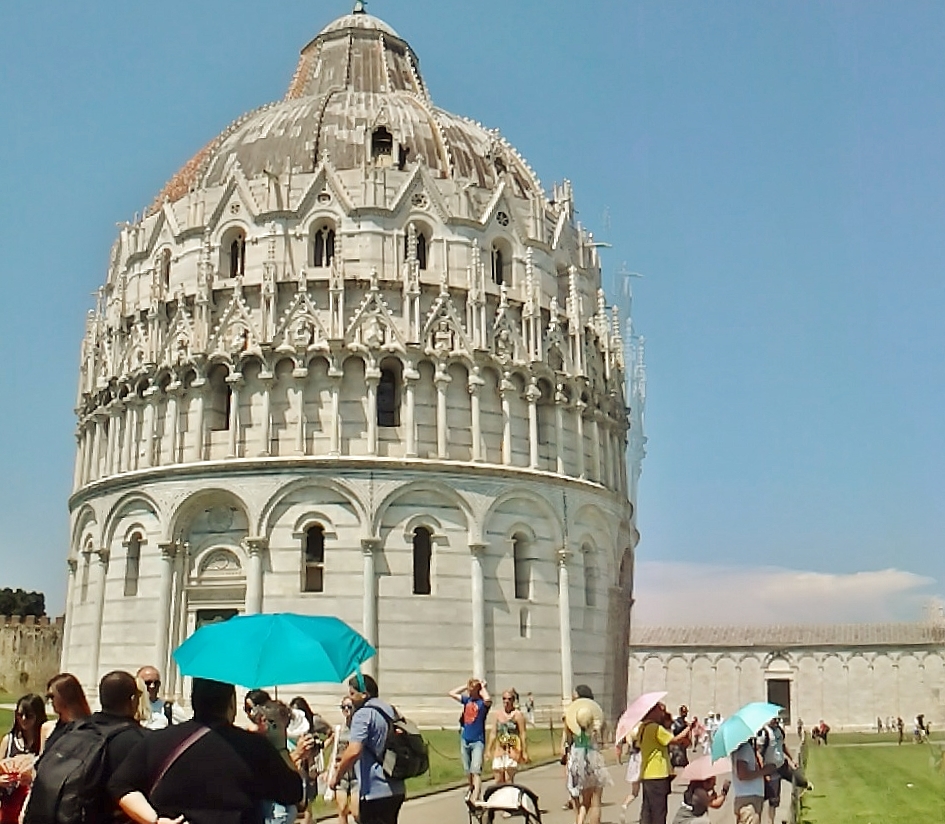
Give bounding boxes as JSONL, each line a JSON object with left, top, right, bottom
{"left": 0, "top": 616, "right": 64, "bottom": 696}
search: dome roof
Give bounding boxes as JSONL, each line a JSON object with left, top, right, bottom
{"left": 149, "top": 7, "right": 541, "bottom": 213}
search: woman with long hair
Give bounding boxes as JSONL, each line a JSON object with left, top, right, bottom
{"left": 0, "top": 694, "right": 46, "bottom": 824}
{"left": 40, "top": 673, "right": 91, "bottom": 752}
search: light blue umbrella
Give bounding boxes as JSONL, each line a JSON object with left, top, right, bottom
{"left": 710, "top": 702, "right": 783, "bottom": 760}
{"left": 172, "top": 613, "right": 375, "bottom": 688}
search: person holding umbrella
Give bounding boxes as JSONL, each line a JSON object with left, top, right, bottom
{"left": 638, "top": 702, "right": 693, "bottom": 824}
{"left": 108, "top": 678, "right": 302, "bottom": 824}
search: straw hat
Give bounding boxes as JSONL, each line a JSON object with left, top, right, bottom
{"left": 565, "top": 697, "right": 603, "bottom": 734}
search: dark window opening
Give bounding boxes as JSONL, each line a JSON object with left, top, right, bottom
{"left": 313, "top": 227, "right": 335, "bottom": 268}
{"left": 124, "top": 534, "right": 141, "bottom": 597}
{"left": 513, "top": 535, "right": 530, "bottom": 600}
{"left": 584, "top": 552, "right": 598, "bottom": 608}
{"left": 397, "top": 145, "right": 410, "bottom": 171}
{"left": 229, "top": 235, "right": 246, "bottom": 278}
{"left": 377, "top": 367, "right": 399, "bottom": 427}
{"left": 372, "top": 127, "right": 394, "bottom": 161}
{"left": 303, "top": 525, "right": 325, "bottom": 593}
{"left": 160, "top": 250, "right": 171, "bottom": 293}
{"left": 492, "top": 246, "right": 505, "bottom": 286}
{"left": 404, "top": 230, "right": 428, "bottom": 271}
{"left": 413, "top": 527, "right": 432, "bottom": 595}
{"left": 208, "top": 366, "right": 231, "bottom": 431}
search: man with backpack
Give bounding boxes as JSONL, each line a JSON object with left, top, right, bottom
{"left": 330, "top": 674, "right": 406, "bottom": 824}
{"left": 24, "top": 671, "right": 145, "bottom": 824}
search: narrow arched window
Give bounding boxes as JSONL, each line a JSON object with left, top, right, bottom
{"left": 377, "top": 367, "right": 399, "bottom": 427}
{"left": 302, "top": 525, "right": 325, "bottom": 593}
{"left": 416, "top": 232, "right": 427, "bottom": 270}
{"left": 584, "top": 550, "right": 598, "bottom": 608}
{"left": 207, "top": 366, "right": 232, "bottom": 431}
{"left": 403, "top": 230, "right": 428, "bottom": 271}
{"left": 492, "top": 245, "right": 504, "bottom": 286}
{"left": 229, "top": 234, "right": 246, "bottom": 278}
{"left": 160, "top": 249, "right": 171, "bottom": 293}
{"left": 372, "top": 127, "right": 393, "bottom": 161}
{"left": 513, "top": 534, "right": 530, "bottom": 600}
{"left": 80, "top": 550, "right": 91, "bottom": 603}
{"left": 413, "top": 527, "right": 432, "bottom": 595}
{"left": 124, "top": 534, "right": 141, "bottom": 597}
{"left": 313, "top": 227, "right": 335, "bottom": 268}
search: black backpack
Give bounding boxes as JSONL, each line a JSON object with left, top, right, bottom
{"left": 360, "top": 701, "right": 429, "bottom": 781}
{"left": 24, "top": 719, "right": 124, "bottom": 824}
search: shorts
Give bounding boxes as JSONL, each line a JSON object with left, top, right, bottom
{"left": 734, "top": 795, "right": 763, "bottom": 824}
{"left": 764, "top": 774, "right": 782, "bottom": 806}
{"left": 358, "top": 794, "right": 404, "bottom": 824}
{"left": 461, "top": 739, "right": 485, "bottom": 775}
{"left": 492, "top": 753, "right": 518, "bottom": 771}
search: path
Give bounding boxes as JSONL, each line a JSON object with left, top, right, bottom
{"left": 398, "top": 760, "right": 741, "bottom": 824}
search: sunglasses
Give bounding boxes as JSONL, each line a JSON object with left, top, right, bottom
{"left": 16, "top": 711, "right": 33, "bottom": 719}
{"left": 340, "top": 704, "right": 354, "bottom": 711}
{"left": 144, "top": 680, "right": 161, "bottom": 688}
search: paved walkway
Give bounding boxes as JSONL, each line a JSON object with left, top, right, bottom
{"left": 398, "top": 760, "right": 741, "bottom": 824}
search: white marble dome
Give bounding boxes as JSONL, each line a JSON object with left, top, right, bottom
{"left": 65, "top": 5, "right": 640, "bottom": 722}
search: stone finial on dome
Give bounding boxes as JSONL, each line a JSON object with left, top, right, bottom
{"left": 353, "top": 0, "right": 367, "bottom": 12}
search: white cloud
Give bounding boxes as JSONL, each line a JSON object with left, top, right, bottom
{"left": 632, "top": 561, "right": 938, "bottom": 626}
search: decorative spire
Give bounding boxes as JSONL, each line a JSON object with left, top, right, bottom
{"left": 353, "top": 0, "right": 367, "bottom": 13}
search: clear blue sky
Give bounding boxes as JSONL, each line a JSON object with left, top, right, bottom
{"left": 1, "top": 1, "right": 943, "bottom": 623}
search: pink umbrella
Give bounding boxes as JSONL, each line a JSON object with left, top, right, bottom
{"left": 615, "top": 690, "right": 668, "bottom": 744}
{"left": 675, "top": 755, "right": 732, "bottom": 783}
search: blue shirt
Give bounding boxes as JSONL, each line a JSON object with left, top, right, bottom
{"left": 460, "top": 696, "right": 489, "bottom": 743}
{"left": 349, "top": 698, "right": 405, "bottom": 801}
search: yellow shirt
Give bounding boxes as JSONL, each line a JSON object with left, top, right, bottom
{"left": 639, "top": 722, "right": 674, "bottom": 780}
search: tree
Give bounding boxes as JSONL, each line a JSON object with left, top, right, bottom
{"left": 0, "top": 589, "right": 45, "bottom": 617}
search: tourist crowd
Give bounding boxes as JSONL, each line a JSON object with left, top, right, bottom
{"left": 0, "top": 667, "right": 405, "bottom": 824}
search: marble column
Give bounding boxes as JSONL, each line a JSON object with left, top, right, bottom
{"left": 403, "top": 366, "right": 419, "bottom": 458}
{"left": 557, "top": 548, "right": 573, "bottom": 701}
{"left": 155, "top": 542, "right": 178, "bottom": 677}
{"left": 73, "top": 432, "right": 85, "bottom": 490}
{"left": 526, "top": 379, "right": 541, "bottom": 469}
{"left": 88, "top": 548, "right": 110, "bottom": 686}
{"left": 165, "top": 383, "right": 180, "bottom": 465}
{"left": 361, "top": 538, "right": 381, "bottom": 676}
{"left": 104, "top": 406, "right": 119, "bottom": 477}
{"left": 226, "top": 374, "right": 243, "bottom": 458}
{"left": 468, "top": 369, "right": 484, "bottom": 462}
{"left": 575, "top": 401, "right": 586, "bottom": 480}
{"left": 61, "top": 558, "right": 78, "bottom": 671}
{"left": 90, "top": 415, "right": 104, "bottom": 480}
{"left": 366, "top": 366, "right": 380, "bottom": 456}
{"left": 434, "top": 364, "right": 450, "bottom": 459}
{"left": 83, "top": 421, "right": 95, "bottom": 483}
{"left": 141, "top": 387, "right": 159, "bottom": 468}
{"left": 293, "top": 368, "right": 308, "bottom": 455}
{"left": 243, "top": 537, "right": 268, "bottom": 614}
{"left": 469, "top": 543, "right": 487, "bottom": 680}
{"left": 591, "top": 413, "right": 602, "bottom": 483}
{"left": 120, "top": 401, "right": 135, "bottom": 472}
{"left": 500, "top": 375, "right": 514, "bottom": 466}
{"left": 258, "top": 373, "right": 273, "bottom": 457}
{"left": 329, "top": 370, "right": 342, "bottom": 456}
{"left": 554, "top": 388, "right": 567, "bottom": 475}
{"left": 190, "top": 379, "right": 206, "bottom": 462}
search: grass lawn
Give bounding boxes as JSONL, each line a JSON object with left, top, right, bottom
{"left": 800, "top": 741, "right": 945, "bottom": 823}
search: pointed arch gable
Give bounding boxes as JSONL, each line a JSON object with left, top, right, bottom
{"left": 257, "top": 477, "right": 367, "bottom": 539}
{"left": 71, "top": 503, "right": 100, "bottom": 553}
{"left": 372, "top": 480, "right": 473, "bottom": 539}
{"left": 103, "top": 491, "right": 162, "bottom": 548}
{"left": 482, "top": 488, "right": 563, "bottom": 550}
{"left": 167, "top": 488, "right": 252, "bottom": 543}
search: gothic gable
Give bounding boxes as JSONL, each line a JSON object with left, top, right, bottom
{"left": 421, "top": 288, "right": 473, "bottom": 359}
{"left": 345, "top": 275, "right": 406, "bottom": 352}
{"left": 207, "top": 286, "right": 262, "bottom": 360}
{"left": 274, "top": 283, "right": 331, "bottom": 353}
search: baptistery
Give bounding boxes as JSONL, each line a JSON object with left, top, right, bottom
{"left": 65, "top": 5, "right": 640, "bottom": 721}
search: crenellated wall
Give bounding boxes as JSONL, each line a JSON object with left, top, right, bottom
{"left": 0, "top": 616, "right": 64, "bottom": 696}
